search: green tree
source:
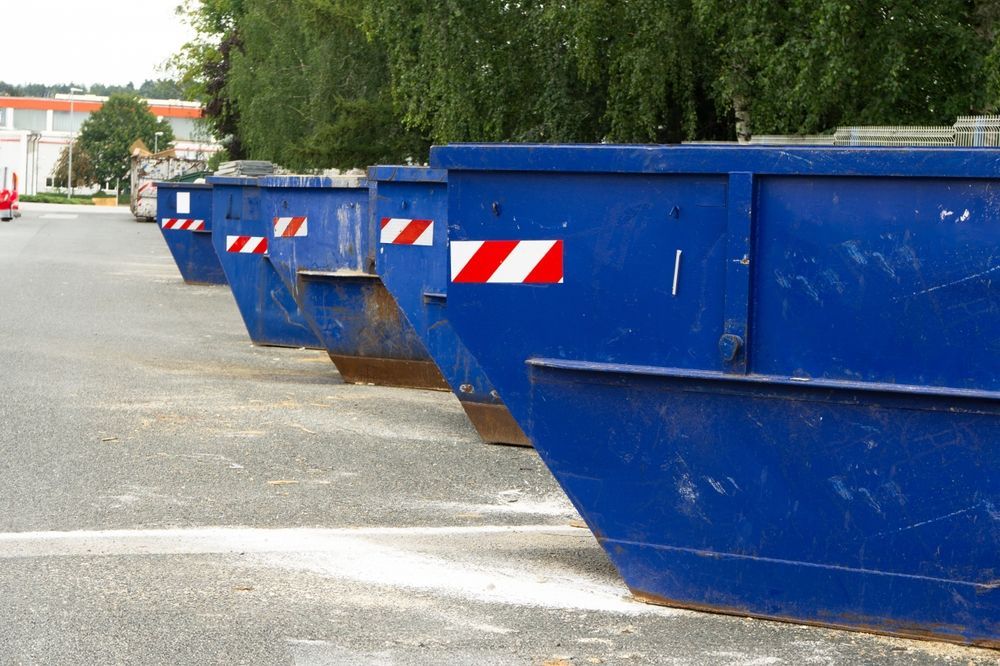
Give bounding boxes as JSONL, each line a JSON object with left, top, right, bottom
{"left": 172, "top": 0, "right": 248, "bottom": 157}
{"left": 695, "top": 0, "right": 991, "bottom": 137}
{"left": 365, "top": 0, "right": 718, "bottom": 144}
{"left": 175, "top": 0, "right": 1000, "bottom": 148}
{"left": 77, "top": 94, "right": 175, "bottom": 188}
{"left": 0, "top": 81, "right": 182, "bottom": 99}
{"left": 50, "top": 145, "right": 97, "bottom": 189}
{"left": 369, "top": 0, "right": 999, "bottom": 142}
{"left": 138, "top": 79, "right": 185, "bottom": 99}
{"left": 570, "top": 0, "right": 720, "bottom": 142}
{"left": 89, "top": 83, "right": 136, "bottom": 97}
{"left": 225, "top": 0, "right": 426, "bottom": 169}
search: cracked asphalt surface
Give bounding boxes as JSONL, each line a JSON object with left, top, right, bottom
{"left": 0, "top": 203, "right": 995, "bottom": 665}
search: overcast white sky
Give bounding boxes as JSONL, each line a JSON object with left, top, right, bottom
{"left": 4, "top": 1, "right": 195, "bottom": 86}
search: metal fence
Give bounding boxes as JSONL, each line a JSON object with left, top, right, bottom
{"left": 683, "top": 116, "right": 1000, "bottom": 148}
{"left": 833, "top": 126, "right": 955, "bottom": 147}
{"left": 954, "top": 116, "right": 1000, "bottom": 147}
{"left": 833, "top": 116, "right": 1000, "bottom": 147}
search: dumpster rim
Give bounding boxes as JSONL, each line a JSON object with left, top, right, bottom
{"left": 429, "top": 143, "right": 1000, "bottom": 178}
{"left": 527, "top": 357, "right": 1000, "bottom": 406}
{"left": 368, "top": 165, "right": 447, "bottom": 184}
{"left": 156, "top": 181, "right": 212, "bottom": 190}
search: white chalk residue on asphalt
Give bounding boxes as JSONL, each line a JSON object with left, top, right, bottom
{"left": 419, "top": 490, "right": 579, "bottom": 518}
{"left": 0, "top": 525, "right": 682, "bottom": 616}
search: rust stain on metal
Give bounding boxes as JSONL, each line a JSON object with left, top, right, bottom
{"left": 629, "top": 587, "right": 999, "bottom": 650}
{"left": 366, "top": 281, "right": 404, "bottom": 322}
{"left": 459, "top": 400, "right": 532, "bottom": 447}
{"left": 356, "top": 281, "right": 413, "bottom": 355}
{"left": 328, "top": 353, "right": 449, "bottom": 390}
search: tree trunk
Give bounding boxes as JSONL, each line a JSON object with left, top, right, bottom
{"left": 733, "top": 94, "right": 751, "bottom": 144}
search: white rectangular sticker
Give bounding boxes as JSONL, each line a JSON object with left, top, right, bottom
{"left": 176, "top": 191, "right": 190, "bottom": 215}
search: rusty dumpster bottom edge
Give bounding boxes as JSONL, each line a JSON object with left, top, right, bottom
{"left": 182, "top": 279, "right": 227, "bottom": 287}
{"left": 628, "top": 588, "right": 999, "bottom": 650}
{"left": 328, "top": 353, "right": 450, "bottom": 391}
{"left": 459, "top": 400, "right": 532, "bottom": 447}
{"left": 250, "top": 339, "right": 325, "bottom": 351}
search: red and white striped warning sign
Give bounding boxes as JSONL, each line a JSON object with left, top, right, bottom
{"left": 161, "top": 218, "right": 205, "bottom": 231}
{"left": 450, "top": 240, "right": 563, "bottom": 284}
{"left": 380, "top": 218, "right": 434, "bottom": 246}
{"left": 226, "top": 235, "right": 268, "bottom": 254}
{"left": 273, "top": 216, "right": 308, "bottom": 238}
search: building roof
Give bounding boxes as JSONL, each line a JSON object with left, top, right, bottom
{"left": 0, "top": 96, "right": 203, "bottom": 119}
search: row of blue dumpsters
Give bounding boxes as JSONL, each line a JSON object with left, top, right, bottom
{"left": 155, "top": 144, "right": 999, "bottom": 649}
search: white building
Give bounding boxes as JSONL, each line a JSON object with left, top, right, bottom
{"left": 0, "top": 94, "right": 222, "bottom": 195}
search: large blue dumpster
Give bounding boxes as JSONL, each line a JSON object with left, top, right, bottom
{"left": 370, "top": 166, "right": 529, "bottom": 445}
{"left": 207, "top": 176, "right": 320, "bottom": 349}
{"left": 259, "top": 175, "right": 446, "bottom": 389}
{"left": 156, "top": 182, "right": 226, "bottom": 285}
{"left": 430, "top": 144, "right": 1000, "bottom": 647}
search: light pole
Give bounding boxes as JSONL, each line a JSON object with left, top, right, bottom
{"left": 154, "top": 131, "right": 164, "bottom": 154}
{"left": 67, "top": 87, "right": 83, "bottom": 199}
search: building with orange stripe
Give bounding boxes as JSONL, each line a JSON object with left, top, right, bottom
{"left": 0, "top": 94, "right": 221, "bottom": 195}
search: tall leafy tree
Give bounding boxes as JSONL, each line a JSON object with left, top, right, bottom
{"left": 365, "top": 1, "right": 606, "bottom": 143}
{"left": 50, "top": 145, "right": 97, "bottom": 189}
{"left": 366, "top": 0, "right": 722, "bottom": 143}
{"left": 226, "top": 0, "right": 426, "bottom": 168}
{"left": 695, "top": 0, "right": 991, "bottom": 136}
{"left": 138, "top": 79, "right": 185, "bottom": 99}
{"left": 173, "top": 0, "right": 247, "bottom": 157}
{"left": 175, "top": 0, "right": 1000, "bottom": 148}
{"left": 571, "top": 0, "right": 721, "bottom": 142}
{"left": 77, "top": 94, "right": 175, "bottom": 188}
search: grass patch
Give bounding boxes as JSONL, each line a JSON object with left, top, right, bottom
{"left": 20, "top": 193, "right": 96, "bottom": 205}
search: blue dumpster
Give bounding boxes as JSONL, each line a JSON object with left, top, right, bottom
{"left": 207, "top": 176, "right": 320, "bottom": 349}
{"left": 431, "top": 143, "right": 1000, "bottom": 647}
{"left": 259, "top": 175, "right": 446, "bottom": 389}
{"left": 156, "top": 182, "right": 226, "bottom": 285}
{"left": 370, "top": 166, "right": 529, "bottom": 445}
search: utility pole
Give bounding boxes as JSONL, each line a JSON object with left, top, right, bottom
{"left": 154, "top": 131, "right": 164, "bottom": 154}
{"left": 67, "top": 87, "right": 83, "bottom": 199}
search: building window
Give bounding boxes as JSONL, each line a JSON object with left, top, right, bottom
{"left": 14, "top": 109, "right": 47, "bottom": 132}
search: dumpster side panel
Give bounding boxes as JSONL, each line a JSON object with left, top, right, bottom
{"left": 373, "top": 172, "right": 529, "bottom": 444}
{"left": 262, "top": 180, "right": 445, "bottom": 389}
{"left": 157, "top": 184, "right": 226, "bottom": 285}
{"left": 445, "top": 170, "right": 731, "bottom": 398}
{"left": 434, "top": 146, "right": 1000, "bottom": 646}
{"left": 752, "top": 176, "right": 1000, "bottom": 391}
{"left": 209, "top": 179, "right": 320, "bottom": 348}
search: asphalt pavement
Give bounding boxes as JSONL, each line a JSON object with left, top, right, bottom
{"left": 0, "top": 203, "right": 994, "bottom": 665}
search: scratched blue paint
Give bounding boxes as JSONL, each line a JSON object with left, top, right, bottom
{"left": 430, "top": 144, "right": 1000, "bottom": 646}
{"left": 258, "top": 176, "right": 438, "bottom": 386}
{"left": 156, "top": 182, "right": 226, "bottom": 285}
{"left": 370, "top": 166, "right": 527, "bottom": 443}
{"left": 207, "top": 176, "right": 319, "bottom": 348}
